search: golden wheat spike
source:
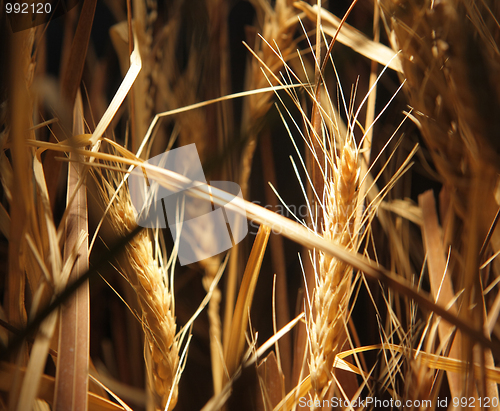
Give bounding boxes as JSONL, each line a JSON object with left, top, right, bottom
{"left": 100, "top": 180, "right": 179, "bottom": 411}
{"left": 309, "top": 136, "right": 360, "bottom": 400}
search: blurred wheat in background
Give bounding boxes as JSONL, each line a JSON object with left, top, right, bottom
{"left": 1, "top": 0, "right": 500, "bottom": 410}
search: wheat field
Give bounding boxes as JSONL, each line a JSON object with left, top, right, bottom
{"left": 1, "top": 0, "right": 500, "bottom": 410}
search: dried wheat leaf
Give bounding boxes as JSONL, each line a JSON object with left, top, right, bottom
{"left": 89, "top": 370, "right": 144, "bottom": 410}
{"left": 15, "top": 310, "right": 58, "bottom": 411}
{"left": 342, "top": 342, "right": 500, "bottom": 382}
{"left": 268, "top": 351, "right": 362, "bottom": 410}
{"left": 224, "top": 225, "right": 271, "bottom": 380}
{"left": 0, "top": 150, "right": 13, "bottom": 203}
{"left": 273, "top": 375, "right": 311, "bottom": 411}
{"left": 89, "top": 35, "right": 142, "bottom": 148}
{"left": 32, "top": 158, "right": 62, "bottom": 289}
{"left": 54, "top": 90, "right": 90, "bottom": 411}
{"left": 257, "top": 352, "right": 285, "bottom": 410}
{"left": 486, "top": 289, "right": 500, "bottom": 335}
{"left": 260, "top": 136, "right": 292, "bottom": 387}
{"left": 380, "top": 199, "right": 423, "bottom": 226}
{"left": 88, "top": 374, "right": 136, "bottom": 411}
{"left": 60, "top": 0, "right": 98, "bottom": 105}
{"left": 130, "top": 0, "right": 156, "bottom": 153}
{"left": 87, "top": 393, "right": 128, "bottom": 411}
{"left": 419, "top": 190, "right": 462, "bottom": 396}
{"left": 109, "top": 22, "right": 130, "bottom": 76}
{"left": 0, "top": 363, "right": 126, "bottom": 411}
{"left": 294, "top": 1, "right": 403, "bottom": 73}
{"left": 0, "top": 202, "right": 10, "bottom": 239}
{"left": 245, "top": 313, "right": 305, "bottom": 369}
{"left": 419, "top": 191, "right": 458, "bottom": 311}
{"left": 423, "top": 355, "right": 500, "bottom": 384}
{"left": 7, "top": 29, "right": 35, "bottom": 329}
{"left": 33, "top": 399, "right": 51, "bottom": 411}
{"left": 1, "top": 362, "right": 54, "bottom": 407}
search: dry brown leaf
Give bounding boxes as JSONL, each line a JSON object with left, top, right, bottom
{"left": 224, "top": 225, "right": 271, "bottom": 380}
{"left": 419, "top": 190, "right": 463, "bottom": 397}
{"left": 60, "top": 0, "right": 98, "bottom": 105}
{"left": 54, "top": 91, "right": 90, "bottom": 411}
{"left": 294, "top": 1, "right": 403, "bottom": 73}
{"left": 257, "top": 352, "right": 285, "bottom": 410}
{"left": 0, "top": 362, "right": 126, "bottom": 411}
{"left": 420, "top": 190, "right": 499, "bottom": 400}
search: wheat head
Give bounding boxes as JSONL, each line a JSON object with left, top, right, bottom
{"left": 379, "top": 0, "right": 500, "bottom": 217}
{"left": 381, "top": 0, "right": 500, "bottom": 400}
{"left": 101, "top": 178, "right": 179, "bottom": 411}
{"left": 309, "top": 137, "right": 360, "bottom": 399}
{"left": 240, "top": 0, "right": 298, "bottom": 197}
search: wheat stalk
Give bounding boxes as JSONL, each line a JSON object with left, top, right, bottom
{"left": 309, "top": 136, "right": 360, "bottom": 400}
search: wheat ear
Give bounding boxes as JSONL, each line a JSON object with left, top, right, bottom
{"left": 381, "top": 0, "right": 500, "bottom": 399}
{"left": 239, "top": 0, "right": 298, "bottom": 198}
{"left": 309, "top": 137, "right": 360, "bottom": 400}
{"left": 104, "top": 183, "right": 179, "bottom": 411}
